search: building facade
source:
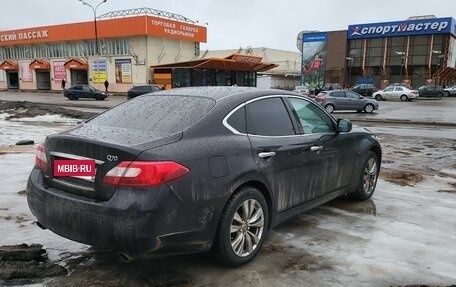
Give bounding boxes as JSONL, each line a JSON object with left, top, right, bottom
{"left": 0, "top": 8, "right": 207, "bottom": 92}
{"left": 299, "top": 16, "right": 456, "bottom": 89}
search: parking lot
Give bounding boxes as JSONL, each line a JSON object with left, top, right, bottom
{"left": 0, "top": 93, "right": 455, "bottom": 286}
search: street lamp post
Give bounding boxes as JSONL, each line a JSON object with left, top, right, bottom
{"left": 395, "top": 51, "right": 406, "bottom": 83}
{"left": 346, "top": 57, "right": 353, "bottom": 88}
{"left": 79, "top": 0, "right": 107, "bottom": 89}
{"left": 432, "top": 50, "right": 442, "bottom": 98}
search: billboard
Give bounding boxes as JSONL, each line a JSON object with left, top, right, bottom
{"left": 20, "top": 62, "right": 33, "bottom": 82}
{"left": 91, "top": 59, "right": 107, "bottom": 83}
{"left": 301, "top": 32, "right": 327, "bottom": 88}
{"left": 115, "top": 59, "right": 132, "bottom": 83}
{"left": 53, "top": 61, "right": 66, "bottom": 82}
{"left": 447, "top": 37, "right": 456, "bottom": 69}
{"left": 348, "top": 17, "right": 456, "bottom": 39}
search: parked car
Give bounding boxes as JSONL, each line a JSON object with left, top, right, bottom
{"left": 349, "top": 84, "right": 377, "bottom": 97}
{"left": 315, "top": 90, "right": 379, "bottom": 113}
{"left": 418, "top": 85, "right": 444, "bottom": 98}
{"left": 64, "top": 84, "right": 107, "bottom": 101}
{"left": 127, "top": 84, "right": 164, "bottom": 100}
{"left": 443, "top": 85, "right": 456, "bottom": 97}
{"left": 372, "top": 86, "right": 419, "bottom": 101}
{"left": 27, "top": 87, "right": 381, "bottom": 266}
{"left": 322, "top": 83, "right": 343, "bottom": 91}
{"left": 293, "top": 85, "right": 310, "bottom": 96}
{"left": 384, "top": 83, "right": 414, "bottom": 90}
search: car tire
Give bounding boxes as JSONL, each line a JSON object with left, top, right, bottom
{"left": 400, "top": 95, "right": 408, "bottom": 102}
{"left": 374, "top": 94, "right": 383, "bottom": 101}
{"left": 349, "top": 151, "right": 379, "bottom": 201}
{"left": 68, "top": 94, "right": 75, "bottom": 101}
{"left": 435, "top": 92, "right": 443, "bottom": 99}
{"left": 213, "top": 187, "right": 268, "bottom": 267}
{"left": 364, "top": 104, "right": 374, "bottom": 113}
{"left": 325, "top": 104, "right": 335, "bottom": 113}
{"left": 444, "top": 91, "right": 450, "bottom": 97}
{"left": 95, "top": 95, "right": 103, "bottom": 101}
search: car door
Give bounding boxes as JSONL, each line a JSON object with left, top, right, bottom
{"left": 73, "top": 85, "right": 83, "bottom": 97}
{"left": 382, "top": 87, "right": 395, "bottom": 100}
{"left": 345, "top": 91, "right": 364, "bottom": 110}
{"left": 245, "top": 96, "right": 318, "bottom": 212}
{"left": 82, "top": 85, "right": 92, "bottom": 98}
{"left": 329, "top": 91, "right": 347, "bottom": 110}
{"left": 287, "top": 97, "right": 356, "bottom": 198}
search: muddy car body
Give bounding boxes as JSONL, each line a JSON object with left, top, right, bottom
{"left": 27, "top": 87, "right": 381, "bottom": 266}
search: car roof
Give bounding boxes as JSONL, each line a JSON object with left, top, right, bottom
{"left": 144, "top": 86, "right": 297, "bottom": 102}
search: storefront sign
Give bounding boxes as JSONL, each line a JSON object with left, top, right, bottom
{"left": 0, "top": 30, "right": 48, "bottom": 43}
{"left": 232, "top": 54, "right": 263, "bottom": 65}
{"left": 91, "top": 59, "right": 107, "bottom": 83}
{"left": 115, "top": 59, "right": 132, "bottom": 83}
{"left": 20, "top": 62, "right": 33, "bottom": 82}
{"left": 53, "top": 61, "right": 66, "bottom": 82}
{"left": 348, "top": 17, "right": 456, "bottom": 39}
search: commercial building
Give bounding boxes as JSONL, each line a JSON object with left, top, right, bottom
{"left": 299, "top": 16, "right": 456, "bottom": 88}
{"left": 0, "top": 8, "right": 207, "bottom": 92}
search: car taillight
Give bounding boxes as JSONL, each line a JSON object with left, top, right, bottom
{"left": 35, "top": 144, "right": 48, "bottom": 170}
{"left": 103, "top": 161, "right": 190, "bottom": 187}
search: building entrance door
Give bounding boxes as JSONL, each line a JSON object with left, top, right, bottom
{"left": 70, "top": 69, "right": 88, "bottom": 85}
{"left": 36, "top": 70, "right": 51, "bottom": 90}
{"left": 7, "top": 71, "right": 19, "bottom": 89}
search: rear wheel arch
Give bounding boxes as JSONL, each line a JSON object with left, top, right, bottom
{"left": 231, "top": 180, "right": 274, "bottom": 230}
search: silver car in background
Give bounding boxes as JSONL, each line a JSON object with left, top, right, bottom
{"left": 373, "top": 86, "right": 419, "bottom": 101}
{"left": 315, "top": 90, "right": 379, "bottom": 113}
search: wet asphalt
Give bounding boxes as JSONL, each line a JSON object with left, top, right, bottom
{"left": 1, "top": 90, "right": 456, "bottom": 126}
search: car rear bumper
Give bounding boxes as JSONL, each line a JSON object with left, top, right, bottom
{"left": 26, "top": 168, "right": 213, "bottom": 258}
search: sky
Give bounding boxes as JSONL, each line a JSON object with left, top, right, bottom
{"left": 0, "top": 0, "right": 454, "bottom": 52}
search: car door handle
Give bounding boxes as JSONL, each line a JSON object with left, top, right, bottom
{"left": 258, "top": 151, "right": 276, "bottom": 158}
{"left": 311, "top": 146, "right": 323, "bottom": 152}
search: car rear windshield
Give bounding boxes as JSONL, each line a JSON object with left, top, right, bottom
{"left": 88, "top": 95, "right": 215, "bottom": 134}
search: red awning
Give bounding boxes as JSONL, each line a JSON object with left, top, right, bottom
{"left": 64, "top": 58, "right": 88, "bottom": 70}
{"left": 0, "top": 60, "right": 19, "bottom": 70}
{"left": 29, "top": 59, "right": 51, "bottom": 70}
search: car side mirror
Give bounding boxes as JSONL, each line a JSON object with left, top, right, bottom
{"left": 337, "top": 119, "right": 352, "bottom": 133}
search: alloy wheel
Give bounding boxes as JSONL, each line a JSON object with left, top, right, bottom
{"left": 230, "top": 199, "right": 265, "bottom": 257}
{"left": 363, "top": 157, "right": 378, "bottom": 194}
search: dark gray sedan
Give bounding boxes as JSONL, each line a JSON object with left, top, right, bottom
{"left": 315, "top": 90, "right": 379, "bottom": 113}
{"left": 27, "top": 87, "right": 381, "bottom": 266}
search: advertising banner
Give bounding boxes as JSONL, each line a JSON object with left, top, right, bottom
{"left": 115, "top": 58, "right": 132, "bottom": 83}
{"left": 447, "top": 37, "right": 456, "bottom": 69}
{"left": 53, "top": 61, "right": 66, "bottom": 82}
{"left": 91, "top": 59, "right": 107, "bottom": 83}
{"left": 301, "top": 32, "right": 327, "bottom": 88}
{"left": 20, "top": 62, "right": 33, "bottom": 82}
{"left": 348, "top": 17, "right": 455, "bottom": 39}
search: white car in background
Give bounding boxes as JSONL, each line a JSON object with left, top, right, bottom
{"left": 293, "top": 86, "right": 310, "bottom": 96}
{"left": 372, "top": 86, "right": 419, "bottom": 101}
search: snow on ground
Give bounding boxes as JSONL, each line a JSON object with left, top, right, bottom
{"left": 1, "top": 116, "right": 455, "bottom": 286}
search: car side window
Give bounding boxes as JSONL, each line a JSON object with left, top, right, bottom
{"left": 246, "top": 97, "right": 295, "bottom": 136}
{"left": 288, "top": 97, "right": 335, "bottom": 134}
{"left": 331, "top": 91, "right": 345, "bottom": 98}
{"left": 82, "top": 85, "right": 90, "bottom": 92}
{"left": 384, "top": 88, "right": 393, "bottom": 92}
{"left": 395, "top": 87, "right": 404, "bottom": 91}
{"left": 226, "top": 106, "right": 246, "bottom": 134}
{"left": 346, "top": 91, "right": 360, "bottom": 99}
{"left": 74, "top": 85, "right": 82, "bottom": 91}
